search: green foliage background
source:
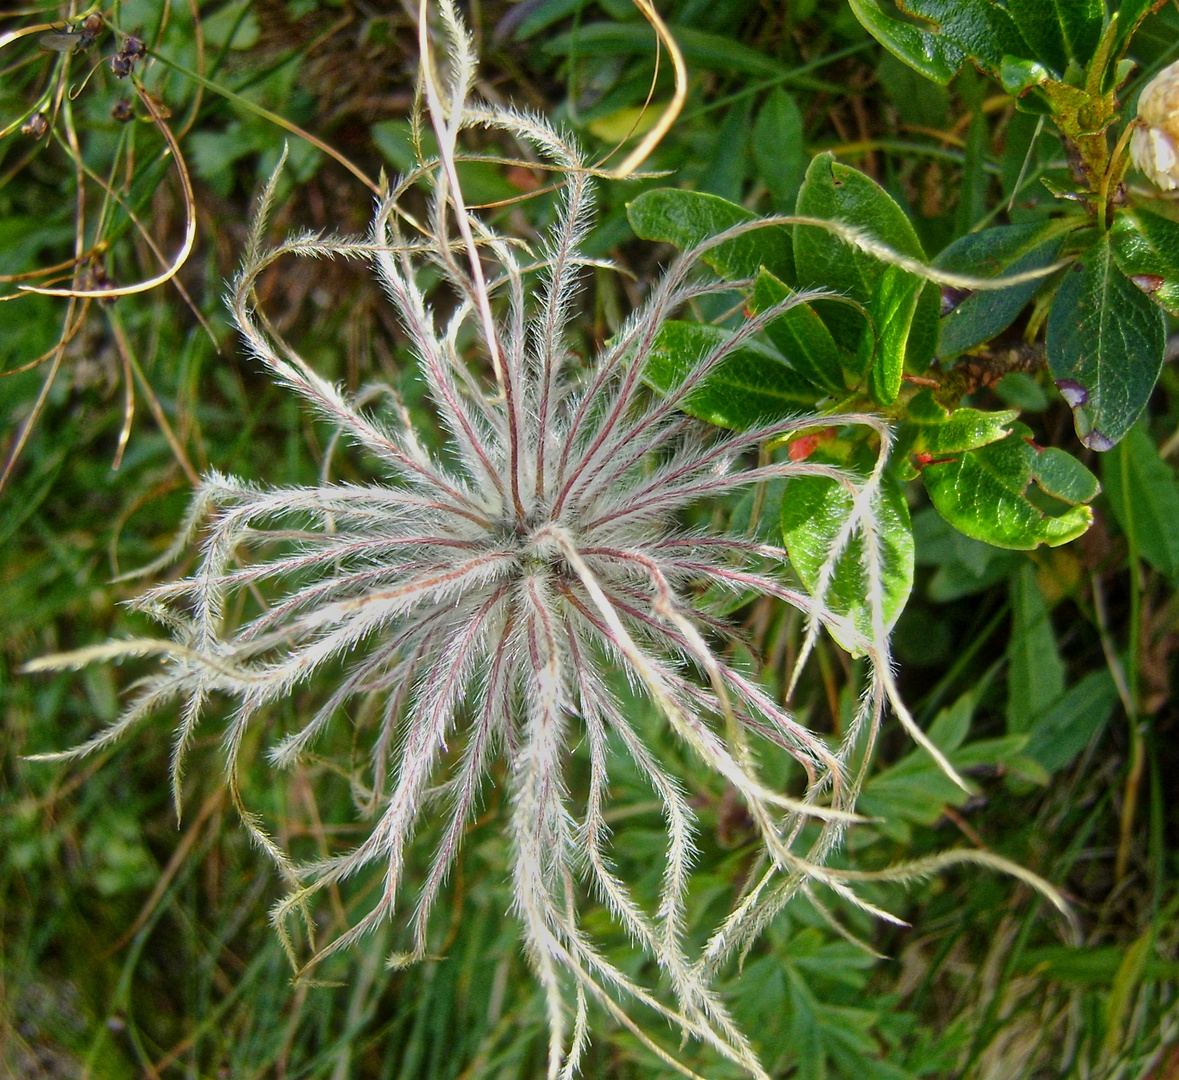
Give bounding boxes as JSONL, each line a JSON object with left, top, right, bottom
{"left": 2, "top": 1, "right": 1177, "bottom": 1077}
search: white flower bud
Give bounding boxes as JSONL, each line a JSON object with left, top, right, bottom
{"left": 1132, "top": 59, "right": 1179, "bottom": 191}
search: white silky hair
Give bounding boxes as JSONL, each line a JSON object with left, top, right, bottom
{"left": 25, "top": 4, "right": 1071, "bottom": 1077}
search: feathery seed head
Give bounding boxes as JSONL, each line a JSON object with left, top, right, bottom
{"left": 27, "top": 5, "right": 929, "bottom": 1077}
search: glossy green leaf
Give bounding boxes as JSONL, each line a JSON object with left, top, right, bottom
{"left": 794, "top": 154, "right": 925, "bottom": 303}
{"left": 627, "top": 188, "right": 794, "bottom": 283}
{"left": 1007, "top": 0, "right": 1102, "bottom": 72}
{"left": 1102, "top": 422, "right": 1179, "bottom": 578}
{"left": 1113, "top": 0, "right": 1169, "bottom": 59}
{"left": 644, "top": 321, "right": 817, "bottom": 429}
{"left": 850, "top": 0, "right": 1028, "bottom": 83}
{"left": 780, "top": 469, "right": 914, "bottom": 654}
{"left": 906, "top": 282, "right": 943, "bottom": 373}
{"left": 867, "top": 264, "right": 923, "bottom": 404}
{"left": 936, "top": 222, "right": 1065, "bottom": 358}
{"left": 794, "top": 153, "right": 930, "bottom": 402}
{"left": 753, "top": 89, "right": 806, "bottom": 210}
{"left": 904, "top": 0, "right": 1030, "bottom": 71}
{"left": 922, "top": 423, "right": 1098, "bottom": 548}
{"left": 751, "top": 271, "right": 847, "bottom": 394}
{"left": 898, "top": 391, "right": 1018, "bottom": 457}
{"left": 1006, "top": 564, "right": 1064, "bottom": 734}
{"left": 1110, "top": 207, "right": 1179, "bottom": 317}
{"left": 1000, "top": 55, "right": 1052, "bottom": 95}
{"left": 1047, "top": 234, "right": 1166, "bottom": 450}
{"left": 848, "top": 0, "right": 965, "bottom": 83}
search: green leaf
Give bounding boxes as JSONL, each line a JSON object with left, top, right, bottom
{"left": 508, "top": 0, "right": 586, "bottom": 41}
{"left": 898, "top": 391, "right": 1018, "bottom": 456}
{"left": 1110, "top": 207, "right": 1179, "bottom": 317}
{"left": 201, "top": 1, "right": 260, "bottom": 49}
{"left": 926, "top": 692, "right": 976, "bottom": 753}
{"left": 867, "top": 264, "right": 924, "bottom": 404}
{"left": 1006, "top": 564, "right": 1065, "bottom": 734}
{"left": 848, "top": 0, "right": 966, "bottom": 84}
{"left": 995, "top": 372, "right": 1050, "bottom": 412}
{"left": 1018, "top": 944, "right": 1179, "bottom": 986}
{"left": 1112, "top": 0, "right": 1169, "bottom": 59}
{"left": 700, "top": 99, "right": 751, "bottom": 204}
{"left": 644, "top": 321, "right": 818, "bottom": 429}
{"left": 906, "top": 281, "right": 943, "bottom": 373}
{"left": 1102, "top": 422, "right": 1179, "bottom": 578}
{"left": 544, "top": 22, "right": 795, "bottom": 77}
{"left": 751, "top": 271, "right": 847, "bottom": 394}
{"left": 627, "top": 188, "right": 794, "bottom": 283}
{"left": 1032, "top": 446, "right": 1101, "bottom": 504}
{"left": 1007, "top": 0, "right": 1102, "bottom": 72}
{"left": 794, "top": 153, "right": 926, "bottom": 305}
{"left": 794, "top": 153, "right": 929, "bottom": 402}
{"left": 1105, "top": 934, "right": 1155, "bottom": 1059}
{"left": 753, "top": 89, "right": 806, "bottom": 210}
{"left": 860, "top": 693, "right": 1032, "bottom": 840}
{"left": 913, "top": 506, "right": 1024, "bottom": 600}
{"left": 780, "top": 469, "right": 914, "bottom": 655}
{"left": 850, "top": 0, "right": 1028, "bottom": 83}
{"left": 1000, "top": 55, "right": 1052, "bottom": 96}
{"left": 936, "top": 223, "right": 1065, "bottom": 358}
{"left": 1024, "top": 668, "right": 1118, "bottom": 772}
{"left": 1047, "top": 234, "right": 1167, "bottom": 451}
{"left": 902, "top": 0, "right": 1030, "bottom": 72}
{"left": 922, "top": 423, "right": 1098, "bottom": 548}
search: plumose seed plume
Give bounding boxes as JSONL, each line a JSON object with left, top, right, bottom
{"left": 24, "top": 3, "right": 1035, "bottom": 1077}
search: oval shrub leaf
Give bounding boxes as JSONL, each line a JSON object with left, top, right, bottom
{"left": 753, "top": 88, "right": 806, "bottom": 210}
{"left": 644, "top": 320, "right": 817, "bottom": 429}
{"left": 1047, "top": 234, "right": 1166, "bottom": 450}
{"left": 897, "top": 390, "right": 1018, "bottom": 457}
{"left": 781, "top": 469, "right": 914, "bottom": 655}
{"left": 627, "top": 188, "right": 794, "bottom": 283}
{"left": 751, "top": 270, "right": 847, "bottom": 394}
{"left": 850, "top": 0, "right": 1028, "bottom": 82}
{"left": 794, "top": 153, "right": 933, "bottom": 404}
{"left": 922, "top": 424, "right": 1098, "bottom": 548}
{"left": 1110, "top": 207, "right": 1179, "bottom": 317}
{"left": 1006, "top": 0, "right": 1102, "bottom": 72}
{"left": 848, "top": 0, "right": 965, "bottom": 84}
{"left": 936, "top": 222, "right": 1065, "bottom": 358}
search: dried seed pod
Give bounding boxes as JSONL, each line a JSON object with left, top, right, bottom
{"left": 21, "top": 112, "right": 48, "bottom": 138}
{"left": 119, "top": 35, "right": 146, "bottom": 60}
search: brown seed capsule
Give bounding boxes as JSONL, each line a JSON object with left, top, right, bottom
{"left": 21, "top": 112, "right": 48, "bottom": 138}
{"left": 120, "top": 35, "right": 146, "bottom": 61}
{"left": 111, "top": 99, "right": 133, "bottom": 123}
